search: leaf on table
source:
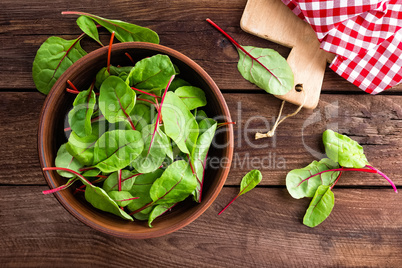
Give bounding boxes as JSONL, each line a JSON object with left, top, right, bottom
{"left": 76, "top": 15, "right": 103, "bottom": 46}
{"left": 32, "top": 36, "right": 87, "bottom": 94}
{"left": 93, "top": 129, "right": 144, "bottom": 173}
{"left": 323, "top": 129, "right": 369, "bottom": 168}
{"left": 161, "top": 92, "right": 199, "bottom": 154}
{"left": 126, "top": 54, "right": 176, "bottom": 89}
{"left": 237, "top": 46, "right": 293, "bottom": 95}
{"left": 55, "top": 144, "right": 84, "bottom": 178}
{"left": 76, "top": 12, "right": 160, "bottom": 43}
{"left": 303, "top": 185, "right": 335, "bottom": 228}
{"left": 239, "top": 169, "right": 262, "bottom": 196}
{"left": 174, "top": 86, "right": 207, "bottom": 110}
{"left": 286, "top": 158, "right": 339, "bottom": 199}
{"left": 68, "top": 87, "right": 97, "bottom": 137}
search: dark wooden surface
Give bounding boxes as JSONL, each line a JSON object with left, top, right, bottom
{"left": 1, "top": 0, "right": 402, "bottom": 267}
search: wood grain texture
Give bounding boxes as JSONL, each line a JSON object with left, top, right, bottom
{"left": 1, "top": 92, "right": 401, "bottom": 187}
{"left": 1, "top": 186, "right": 401, "bottom": 267}
{"left": 1, "top": 0, "right": 402, "bottom": 92}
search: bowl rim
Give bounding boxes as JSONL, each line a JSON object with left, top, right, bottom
{"left": 38, "top": 42, "right": 234, "bottom": 239}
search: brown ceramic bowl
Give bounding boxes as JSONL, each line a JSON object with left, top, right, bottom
{"left": 38, "top": 42, "right": 234, "bottom": 239}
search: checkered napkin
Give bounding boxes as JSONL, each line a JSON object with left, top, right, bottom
{"left": 281, "top": 0, "right": 402, "bottom": 94}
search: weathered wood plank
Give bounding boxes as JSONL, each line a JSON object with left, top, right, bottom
{"left": 0, "top": 92, "right": 401, "bottom": 187}
{"left": 0, "top": 186, "right": 401, "bottom": 267}
{"left": 1, "top": 0, "right": 401, "bottom": 92}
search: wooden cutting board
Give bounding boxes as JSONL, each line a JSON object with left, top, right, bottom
{"left": 240, "top": 0, "right": 335, "bottom": 109}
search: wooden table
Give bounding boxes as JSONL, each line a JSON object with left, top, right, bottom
{"left": 2, "top": 0, "right": 402, "bottom": 267}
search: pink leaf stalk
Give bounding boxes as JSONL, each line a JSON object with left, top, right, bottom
{"left": 42, "top": 178, "right": 77, "bottom": 194}
{"left": 366, "top": 165, "right": 398, "bottom": 193}
{"left": 43, "top": 167, "right": 93, "bottom": 186}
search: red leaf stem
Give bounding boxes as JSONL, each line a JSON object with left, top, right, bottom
{"left": 366, "top": 165, "right": 398, "bottom": 193}
{"left": 206, "top": 18, "right": 280, "bottom": 83}
{"left": 125, "top": 52, "right": 135, "bottom": 64}
{"left": 131, "top": 87, "right": 161, "bottom": 99}
{"left": 107, "top": 31, "right": 115, "bottom": 74}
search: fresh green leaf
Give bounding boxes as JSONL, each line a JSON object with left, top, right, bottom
{"left": 93, "top": 129, "right": 144, "bottom": 173}
{"left": 174, "top": 86, "right": 207, "bottom": 110}
{"left": 68, "top": 87, "right": 96, "bottom": 137}
{"left": 131, "top": 123, "right": 171, "bottom": 173}
{"left": 76, "top": 16, "right": 103, "bottom": 46}
{"left": 286, "top": 158, "right": 339, "bottom": 199}
{"left": 95, "top": 66, "right": 134, "bottom": 89}
{"left": 303, "top": 185, "right": 334, "bottom": 227}
{"left": 239, "top": 169, "right": 262, "bottom": 196}
{"left": 169, "top": 77, "right": 191, "bottom": 91}
{"left": 82, "top": 168, "right": 101, "bottom": 178}
{"left": 150, "top": 160, "right": 197, "bottom": 205}
{"left": 84, "top": 185, "right": 133, "bottom": 221}
{"left": 66, "top": 121, "right": 106, "bottom": 166}
{"left": 323, "top": 129, "right": 369, "bottom": 168}
{"left": 127, "top": 169, "right": 163, "bottom": 213}
{"left": 161, "top": 92, "right": 199, "bottom": 154}
{"left": 194, "top": 110, "right": 208, "bottom": 124}
{"left": 237, "top": 46, "right": 293, "bottom": 95}
{"left": 148, "top": 203, "right": 176, "bottom": 227}
{"left": 129, "top": 103, "right": 155, "bottom": 132}
{"left": 55, "top": 144, "right": 84, "bottom": 178}
{"left": 126, "top": 54, "right": 176, "bottom": 89}
{"left": 108, "top": 190, "right": 136, "bottom": 207}
{"left": 191, "top": 118, "right": 217, "bottom": 202}
{"left": 67, "top": 11, "right": 159, "bottom": 43}
{"left": 102, "top": 170, "right": 138, "bottom": 192}
{"left": 32, "top": 36, "right": 87, "bottom": 94}
{"left": 99, "top": 76, "right": 136, "bottom": 124}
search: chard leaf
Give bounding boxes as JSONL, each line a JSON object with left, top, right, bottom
{"left": 93, "top": 130, "right": 144, "bottom": 173}
{"left": 239, "top": 169, "right": 262, "bottom": 196}
{"left": 84, "top": 185, "right": 133, "bottom": 221}
{"left": 194, "top": 110, "right": 208, "bottom": 124}
{"left": 99, "top": 76, "right": 136, "bottom": 124}
{"left": 237, "top": 46, "right": 293, "bottom": 95}
{"left": 323, "top": 129, "right": 369, "bottom": 168}
{"left": 131, "top": 123, "right": 171, "bottom": 173}
{"left": 76, "top": 15, "right": 103, "bottom": 46}
{"left": 169, "top": 77, "right": 191, "bottom": 91}
{"left": 68, "top": 87, "right": 96, "bottom": 137}
{"left": 191, "top": 118, "right": 217, "bottom": 202}
{"left": 127, "top": 169, "right": 163, "bottom": 213}
{"left": 303, "top": 185, "right": 334, "bottom": 227}
{"left": 129, "top": 103, "right": 155, "bottom": 132}
{"left": 67, "top": 11, "right": 159, "bottom": 43}
{"left": 150, "top": 160, "right": 197, "bottom": 205}
{"left": 286, "top": 158, "right": 339, "bottom": 199}
{"left": 161, "top": 92, "right": 199, "bottom": 154}
{"left": 66, "top": 121, "right": 105, "bottom": 166}
{"left": 126, "top": 54, "right": 176, "bottom": 89}
{"left": 102, "top": 170, "right": 138, "bottom": 192}
{"left": 55, "top": 144, "right": 84, "bottom": 178}
{"left": 174, "top": 86, "right": 207, "bottom": 110}
{"left": 32, "top": 36, "right": 87, "bottom": 94}
{"left": 108, "top": 190, "right": 136, "bottom": 207}
{"left": 148, "top": 203, "right": 176, "bottom": 227}
{"left": 95, "top": 66, "right": 134, "bottom": 89}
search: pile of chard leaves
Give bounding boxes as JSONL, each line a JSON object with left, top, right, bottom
{"left": 37, "top": 13, "right": 218, "bottom": 227}
{"left": 286, "top": 129, "right": 397, "bottom": 228}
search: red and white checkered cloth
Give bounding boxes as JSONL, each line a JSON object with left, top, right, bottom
{"left": 281, "top": 0, "right": 402, "bottom": 94}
